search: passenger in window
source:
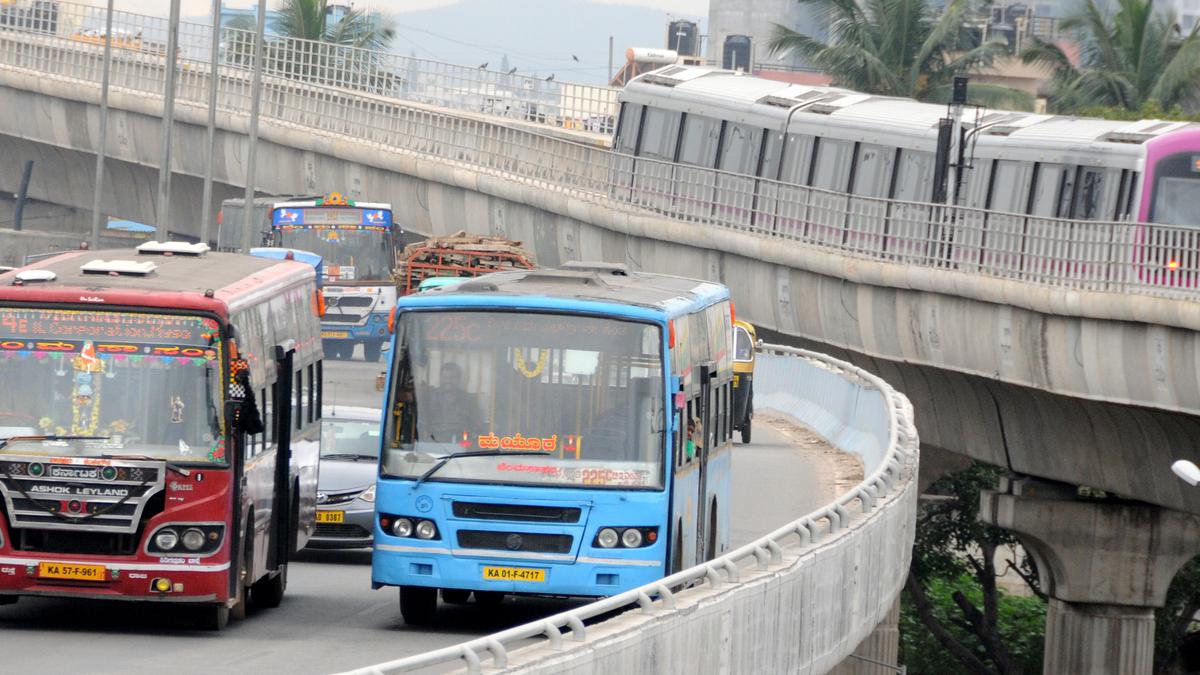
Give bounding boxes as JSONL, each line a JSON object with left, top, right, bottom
{"left": 419, "top": 362, "right": 484, "bottom": 444}
{"left": 686, "top": 416, "right": 703, "bottom": 460}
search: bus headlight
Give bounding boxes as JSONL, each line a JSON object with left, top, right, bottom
{"left": 596, "top": 528, "right": 620, "bottom": 548}
{"left": 415, "top": 520, "right": 438, "bottom": 540}
{"left": 181, "top": 528, "right": 206, "bottom": 552}
{"left": 391, "top": 518, "right": 413, "bottom": 538}
{"left": 154, "top": 529, "right": 179, "bottom": 551}
{"left": 621, "top": 528, "right": 643, "bottom": 548}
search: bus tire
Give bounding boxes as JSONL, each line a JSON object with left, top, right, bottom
{"left": 400, "top": 585, "right": 438, "bottom": 625}
{"left": 740, "top": 419, "right": 752, "bottom": 444}
{"left": 441, "top": 589, "right": 470, "bottom": 605}
{"left": 363, "top": 342, "right": 382, "bottom": 363}
{"left": 706, "top": 504, "right": 718, "bottom": 561}
{"left": 195, "top": 603, "right": 230, "bottom": 631}
{"left": 671, "top": 519, "right": 684, "bottom": 573}
{"left": 230, "top": 528, "right": 251, "bottom": 621}
{"left": 251, "top": 564, "right": 287, "bottom": 609}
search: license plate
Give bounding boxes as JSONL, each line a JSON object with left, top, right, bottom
{"left": 38, "top": 562, "right": 106, "bottom": 582}
{"left": 316, "top": 511, "right": 345, "bottom": 523}
{"left": 482, "top": 566, "right": 546, "bottom": 582}
{"left": 322, "top": 331, "right": 349, "bottom": 339}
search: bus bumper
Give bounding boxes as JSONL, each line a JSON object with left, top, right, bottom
{"left": 321, "top": 313, "right": 390, "bottom": 343}
{"left": 371, "top": 544, "right": 665, "bottom": 598}
{"left": 0, "top": 555, "right": 229, "bottom": 603}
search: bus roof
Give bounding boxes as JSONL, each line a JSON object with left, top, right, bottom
{"left": 0, "top": 248, "right": 315, "bottom": 319}
{"left": 272, "top": 199, "right": 392, "bottom": 210}
{"left": 404, "top": 264, "right": 728, "bottom": 318}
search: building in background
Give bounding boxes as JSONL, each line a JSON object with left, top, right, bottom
{"left": 707, "top": 0, "right": 822, "bottom": 75}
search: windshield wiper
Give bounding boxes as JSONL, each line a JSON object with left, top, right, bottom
{"left": 0, "top": 434, "right": 109, "bottom": 451}
{"left": 97, "top": 454, "right": 192, "bottom": 477}
{"left": 322, "top": 453, "right": 379, "bottom": 461}
{"left": 413, "top": 450, "right": 549, "bottom": 487}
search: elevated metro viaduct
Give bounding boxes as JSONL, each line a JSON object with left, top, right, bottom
{"left": 2, "top": 57, "right": 1199, "bottom": 673}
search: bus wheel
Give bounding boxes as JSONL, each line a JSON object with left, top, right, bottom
{"left": 195, "top": 603, "right": 230, "bottom": 631}
{"left": 740, "top": 419, "right": 752, "bottom": 444}
{"left": 230, "top": 525, "right": 252, "bottom": 621}
{"left": 400, "top": 586, "right": 438, "bottom": 625}
{"left": 251, "top": 564, "right": 287, "bottom": 609}
{"left": 474, "top": 591, "right": 504, "bottom": 608}
{"left": 441, "top": 589, "right": 470, "bottom": 605}
{"left": 363, "top": 342, "right": 382, "bottom": 363}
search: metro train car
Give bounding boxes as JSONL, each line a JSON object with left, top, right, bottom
{"left": 613, "top": 66, "right": 1200, "bottom": 285}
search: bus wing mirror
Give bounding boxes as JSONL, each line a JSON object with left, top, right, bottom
{"left": 229, "top": 359, "right": 264, "bottom": 435}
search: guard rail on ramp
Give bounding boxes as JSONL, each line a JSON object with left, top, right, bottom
{"left": 340, "top": 344, "right": 919, "bottom": 675}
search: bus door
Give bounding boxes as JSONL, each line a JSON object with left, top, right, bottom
{"left": 269, "top": 343, "right": 296, "bottom": 575}
{"left": 694, "top": 362, "right": 715, "bottom": 563}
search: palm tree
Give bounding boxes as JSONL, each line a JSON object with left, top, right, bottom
{"left": 272, "top": 0, "right": 395, "bottom": 51}
{"left": 1021, "top": 0, "right": 1200, "bottom": 113}
{"left": 767, "top": 0, "right": 1032, "bottom": 109}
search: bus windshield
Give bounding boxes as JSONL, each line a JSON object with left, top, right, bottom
{"left": 275, "top": 225, "right": 392, "bottom": 281}
{"left": 383, "top": 311, "right": 665, "bottom": 489}
{"left": 0, "top": 308, "right": 226, "bottom": 464}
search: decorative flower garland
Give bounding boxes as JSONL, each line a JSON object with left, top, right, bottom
{"left": 513, "top": 348, "right": 549, "bottom": 379}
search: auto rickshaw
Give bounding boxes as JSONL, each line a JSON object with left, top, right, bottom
{"left": 732, "top": 319, "right": 757, "bottom": 443}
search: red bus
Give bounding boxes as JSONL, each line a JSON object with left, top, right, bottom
{"left": 0, "top": 242, "right": 322, "bottom": 629}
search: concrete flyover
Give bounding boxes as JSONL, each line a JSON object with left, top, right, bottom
{"left": 4, "top": 20, "right": 1200, "bottom": 672}
{"left": 341, "top": 345, "right": 919, "bottom": 674}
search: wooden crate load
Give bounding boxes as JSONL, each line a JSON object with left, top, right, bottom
{"left": 395, "top": 231, "right": 537, "bottom": 295}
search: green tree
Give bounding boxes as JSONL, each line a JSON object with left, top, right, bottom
{"left": 1021, "top": 0, "right": 1200, "bottom": 113}
{"left": 767, "top": 0, "right": 1033, "bottom": 109}
{"left": 902, "top": 463, "right": 1045, "bottom": 674}
{"left": 272, "top": 0, "right": 395, "bottom": 51}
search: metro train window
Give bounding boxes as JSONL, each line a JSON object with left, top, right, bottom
{"left": 851, "top": 143, "right": 896, "bottom": 198}
{"left": 892, "top": 150, "right": 935, "bottom": 202}
{"left": 639, "top": 108, "right": 682, "bottom": 161}
{"left": 990, "top": 160, "right": 1035, "bottom": 214}
{"left": 717, "top": 123, "right": 763, "bottom": 176}
{"left": 678, "top": 115, "right": 722, "bottom": 168}
{"left": 777, "top": 134, "right": 815, "bottom": 183}
{"left": 1029, "top": 163, "right": 1072, "bottom": 217}
{"left": 810, "top": 139, "right": 854, "bottom": 191}
{"left": 1070, "top": 168, "right": 1118, "bottom": 220}
{"left": 615, "top": 103, "right": 642, "bottom": 154}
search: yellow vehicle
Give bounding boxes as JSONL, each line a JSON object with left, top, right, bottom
{"left": 732, "top": 319, "right": 757, "bottom": 443}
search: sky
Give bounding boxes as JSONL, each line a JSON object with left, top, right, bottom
{"left": 87, "top": 0, "right": 711, "bottom": 85}
{"left": 98, "top": 0, "right": 710, "bottom": 19}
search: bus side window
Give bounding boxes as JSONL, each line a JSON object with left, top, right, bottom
{"left": 315, "top": 361, "right": 323, "bottom": 419}
{"left": 266, "top": 385, "right": 274, "bottom": 449}
{"left": 295, "top": 368, "right": 303, "bottom": 431}
{"left": 307, "top": 363, "right": 316, "bottom": 423}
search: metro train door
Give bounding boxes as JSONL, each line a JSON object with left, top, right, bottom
{"left": 694, "top": 362, "right": 714, "bottom": 563}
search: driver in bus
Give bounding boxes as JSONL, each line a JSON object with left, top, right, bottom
{"left": 418, "top": 361, "right": 484, "bottom": 444}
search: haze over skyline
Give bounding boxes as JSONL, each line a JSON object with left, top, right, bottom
{"left": 94, "top": 0, "right": 709, "bottom": 19}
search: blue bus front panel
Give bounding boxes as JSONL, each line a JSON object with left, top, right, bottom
{"left": 371, "top": 480, "right": 669, "bottom": 597}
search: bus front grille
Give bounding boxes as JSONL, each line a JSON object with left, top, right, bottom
{"left": 452, "top": 502, "right": 581, "bottom": 523}
{"left": 457, "top": 530, "right": 573, "bottom": 554}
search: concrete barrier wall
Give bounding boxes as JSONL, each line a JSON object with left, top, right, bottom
{"left": 0, "top": 229, "right": 132, "bottom": 266}
{"left": 342, "top": 345, "right": 919, "bottom": 674}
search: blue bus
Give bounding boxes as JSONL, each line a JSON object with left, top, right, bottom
{"left": 371, "top": 262, "right": 735, "bottom": 624}
{"left": 267, "top": 193, "right": 399, "bottom": 362}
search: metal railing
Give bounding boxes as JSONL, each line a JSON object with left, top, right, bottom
{"left": 0, "top": 1, "right": 619, "bottom": 134}
{"left": 338, "top": 343, "right": 919, "bottom": 674}
{"left": 1, "top": 16, "right": 1199, "bottom": 302}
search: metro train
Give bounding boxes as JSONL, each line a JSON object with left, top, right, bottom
{"left": 612, "top": 65, "right": 1200, "bottom": 283}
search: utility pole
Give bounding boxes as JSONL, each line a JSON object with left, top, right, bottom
{"left": 200, "top": 0, "right": 223, "bottom": 247}
{"left": 88, "top": 0, "right": 115, "bottom": 250}
{"left": 945, "top": 76, "right": 968, "bottom": 207}
{"left": 607, "top": 35, "right": 613, "bottom": 84}
{"left": 241, "top": 0, "right": 267, "bottom": 252}
{"left": 155, "top": 0, "right": 182, "bottom": 241}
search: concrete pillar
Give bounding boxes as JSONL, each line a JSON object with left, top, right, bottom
{"left": 980, "top": 478, "right": 1200, "bottom": 675}
{"left": 829, "top": 598, "right": 901, "bottom": 675}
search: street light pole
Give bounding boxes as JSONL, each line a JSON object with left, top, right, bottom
{"left": 155, "top": 0, "right": 182, "bottom": 241}
{"left": 241, "top": 0, "right": 267, "bottom": 252}
{"left": 88, "top": 0, "right": 115, "bottom": 250}
{"left": 199, "top": 0, "right": 223, "bottom": 248}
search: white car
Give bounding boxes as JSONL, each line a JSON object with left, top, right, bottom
{"left": 311, "top": 405, "right": 383, "bottom": 548}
